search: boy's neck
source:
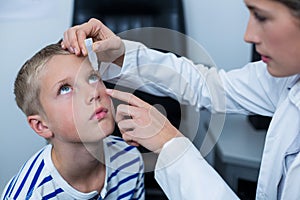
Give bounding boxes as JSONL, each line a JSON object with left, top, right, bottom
{"left": 51, "top": 142, "right": 106, "bottom": 193}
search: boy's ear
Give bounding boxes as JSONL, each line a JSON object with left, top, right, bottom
{"left": 27, "top": 115, "right": 53, "bottom": 139}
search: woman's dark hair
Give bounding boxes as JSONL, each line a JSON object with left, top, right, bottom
{"left": 275, "top": 0, "right": 300, "bottom": 19}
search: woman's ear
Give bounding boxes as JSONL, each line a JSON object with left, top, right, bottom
{"left": 27, "top": 115, "right": 53, "bottom": 139}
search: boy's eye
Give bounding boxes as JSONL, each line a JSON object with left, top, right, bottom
{"left": 58, "top": 84, "right": 72, "bottom": 95}
{"left": 88, "top": 73, "right": 101, "bottom": 84}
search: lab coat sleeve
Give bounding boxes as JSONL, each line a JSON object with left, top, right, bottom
{"left": 116, "top": 40, "right": 229, "bottom": 114}
{"left": 155, "top": 137, "right": 239, "bottom": 200}
{"left": 281, "top": 152, "right": 300, "bottom": 200}
{"left": 107, "top": 40, "right": 289, "bottom": 116}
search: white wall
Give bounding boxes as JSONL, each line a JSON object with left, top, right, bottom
{"left": 184, "top": 0, "right": 251, "bottom": 70}
{"left": 0, "top": 0, "right": 251, "bottom": 192}
{"left": 0, "top": 0, "right": 73, "bottom": 191}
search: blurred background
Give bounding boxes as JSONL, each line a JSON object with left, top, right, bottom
{"left": 0, "top": 0, "right": 251, "bottom": 197}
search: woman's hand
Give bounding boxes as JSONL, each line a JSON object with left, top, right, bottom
{"left": 106, "top": 89, "right": 183, "bottom": 153}
{"left": 61, "top": 18, "right": 125, "bottom": 65}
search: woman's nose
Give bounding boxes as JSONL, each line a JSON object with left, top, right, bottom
{"left": 244, "top": 17, "right": 259, "bottom": 44}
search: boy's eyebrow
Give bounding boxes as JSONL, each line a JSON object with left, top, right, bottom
{"left": 89, "top": 68, "right": 102, "bottom": 78}
{"left": 52, "top": 77, "right": 71, "bottom": 90}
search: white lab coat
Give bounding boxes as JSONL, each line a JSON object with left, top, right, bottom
{"left": 103, "top": 40, "right": 300, "bottom": 199}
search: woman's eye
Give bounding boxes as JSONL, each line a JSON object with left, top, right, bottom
{"left": 88, "top": 73, "right": 101, "bottom": 84}
{"left": 58, "top": 84, "right": 72, "bottom": 95}
{"left": 254, "top": 12, "right": 267, "bottom": 22}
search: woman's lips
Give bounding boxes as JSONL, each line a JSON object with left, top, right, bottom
{"left": 91, "top": 107, "right": 108, "bottom": 120}
{"left": 261, "top": 55, "right": 271, "bottom": 63}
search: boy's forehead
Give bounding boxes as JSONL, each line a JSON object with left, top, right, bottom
{"left": 43, "top": 54, "right": 96, "bottom": 77}
{"left": 45, "top": 54, "right": 91, "bottom": 72}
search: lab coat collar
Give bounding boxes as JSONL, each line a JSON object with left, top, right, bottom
{"left": 288, "top": 74, "right": 300, "bottom": 110}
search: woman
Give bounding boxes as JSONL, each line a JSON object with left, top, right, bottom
{"left": 62, "top": 0, "right": 300, "bottom": 199}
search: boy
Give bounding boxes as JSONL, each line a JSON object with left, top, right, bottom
{"left": 1, "top": 43, "right": 145, "bottom": 199}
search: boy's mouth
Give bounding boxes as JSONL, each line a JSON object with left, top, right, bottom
{"left": 90, "top": 107, "right": 108, "bottom": 120}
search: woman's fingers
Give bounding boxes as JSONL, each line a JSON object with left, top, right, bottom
{"left": 115, "top": 104, "right": 148, "bottom": 123}
{"left": 118, "top": 124, "right": 140, "bottom": 147}
{"left": 107, "top": 89, "right": 182, "bottom": 152}
{"left": 62, "top": 25, "right": 81, "bottom": 54}
{"left": 118, "top": 119, "right": 135, "bottom": 133}
{"left": 93, "top": 36, "right": 125, "bottom": 62}
{"left": 106, "top": 89, "right": 151, "bottom": 109}
{"left": 122, "top": 132, "right": 140, "bottom": 147}
{"left": 62, "top": 18, "right": 107, "bottom": 56}
{"left": 62, "top": 18, "right": 125, "bottom": 63}
{"left": 75, "top": 29, "right": 89, "bottom": 55}
{"left": 109, "top": 89, "right": 167, "bottom": 137}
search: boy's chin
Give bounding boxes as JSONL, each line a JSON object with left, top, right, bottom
{"left": 99, "top": 123, "right": 115, "bottom": 136}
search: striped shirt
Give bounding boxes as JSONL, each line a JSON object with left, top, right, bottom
{"left": 1, "top": 136, "right": 145, "bottom": 200}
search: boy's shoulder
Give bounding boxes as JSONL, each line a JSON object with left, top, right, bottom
{"left": 10, "top": 144, "right": 50, "bottom": 178}
{"left": 1, "top": 145, "right": 52, "bottom": 199}
{"left": 104, "top": 135, "right": 142, "bottom": 155}
{"left": 103, "top": 136, "right": 144, "bottom": 171}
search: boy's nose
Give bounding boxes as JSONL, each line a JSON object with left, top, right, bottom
{"left": 89, "top": 92, "right": 101, "bottom": 103}
{"left": 87, "top": 85, "right": 102, "bottom": 104}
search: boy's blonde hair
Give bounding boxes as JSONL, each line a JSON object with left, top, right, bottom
{"left": 14, "top": 43, "right": 71, "bottom": 116}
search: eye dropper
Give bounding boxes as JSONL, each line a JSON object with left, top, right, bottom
{"left": 84, "top": 38, "right": 99, "bottom": 71}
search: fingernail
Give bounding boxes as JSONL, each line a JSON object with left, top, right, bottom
{"left": 74, "top": 48, "right": 79, "bottom": 55}
{"left": 69, "top": 47, "right": 75, "bottom": 53}
{"left": 82, "top": 48, "right": 86, "bottom": 55}
{"left": 93, "top": 43, "right": 97, "bottom": 51}
{"left": 106, "top": 89, "right": 113, "bottom": 94}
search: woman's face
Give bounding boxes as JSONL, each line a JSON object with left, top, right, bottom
{"left": 244, "top": 0, "right": 300, "bottom": 77}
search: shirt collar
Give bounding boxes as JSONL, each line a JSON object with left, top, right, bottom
{"left": 287, "top": 74, "right": 300, "bottom": 90}
{"left": 288, "top": 74, "right": 300, "bottom": 109}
